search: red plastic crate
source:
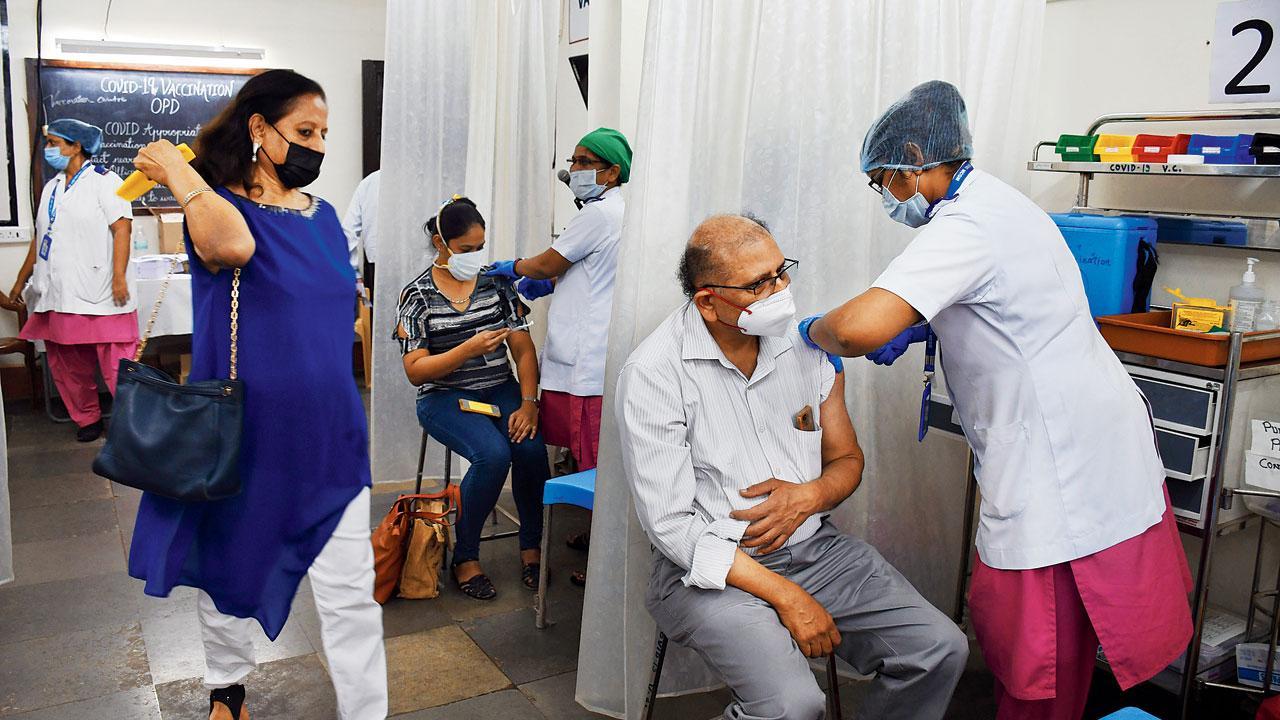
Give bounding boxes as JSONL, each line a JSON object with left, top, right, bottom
{"left": 1132, "top": 134, "right": 1190, "bottom": 163}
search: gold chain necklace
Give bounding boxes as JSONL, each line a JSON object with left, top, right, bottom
{"left": 432, "top": 265, "right": 473, "bottom": 305}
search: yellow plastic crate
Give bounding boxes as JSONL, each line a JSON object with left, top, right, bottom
{"left": 1094, "top": 134, "right": 1137, "bottom": 162}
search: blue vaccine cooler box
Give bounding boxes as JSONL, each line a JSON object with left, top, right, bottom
{"left": 1050, "top": 213, "right": 1158, "bottom": 318}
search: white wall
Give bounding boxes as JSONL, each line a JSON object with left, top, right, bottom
{"left": 1029, "top": 0, "right": 1278, "bottom": 617}
{"left": 0, "top": 0, "right": 386, "bottom": 350}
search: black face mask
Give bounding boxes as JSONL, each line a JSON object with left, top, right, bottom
{"left": 264, "top": 122, "right": 324, "bottom": 189}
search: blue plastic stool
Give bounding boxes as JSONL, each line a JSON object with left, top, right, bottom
{"left": 535, "top": 468, "right": 595, "bottom": 629}
{"left": 1100, "top": 708, "right": 1160, "bottom": 719}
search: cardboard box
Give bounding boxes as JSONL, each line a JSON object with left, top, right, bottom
{"left": 157, "top": 212, "right": 185, "bottom": 255}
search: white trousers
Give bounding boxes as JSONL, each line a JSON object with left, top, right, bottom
{"left": 199, "top": 487, "right": 388, "bottom": 720}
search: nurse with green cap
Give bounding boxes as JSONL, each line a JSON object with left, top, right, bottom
{"left": 488, "top": 127, "right": 631, "bottom": 479}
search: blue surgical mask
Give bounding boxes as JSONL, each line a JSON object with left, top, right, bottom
{"left": 44, "top": 146, "right": 71, "bottom": 172}
{"left": 882, "top": 171, "right": 931, "bottom": 228}
{"left": 569, "top": 168, "right": 606, "bottom": 201}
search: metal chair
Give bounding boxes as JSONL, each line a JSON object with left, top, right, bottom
{"left": 534, "top": 468, "right": 595, "bottom": 629}
{"left": 414, "top": 429, "right": 520, "bottom": 546}
{"left": 642, "top": 631, "right": 843, "bottom": 720}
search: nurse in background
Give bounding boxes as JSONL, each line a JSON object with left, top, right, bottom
{"left": 343, "top": 168, "right": 380, "bottom": 289}
{"left": 488, "top": 128, "right": 631, "bottom": 580}
{"left": 800, "top": 81, "right": 1193, "bottom": 719}
{"left": 8, "top": 119, "right": 135, "bottom": 442}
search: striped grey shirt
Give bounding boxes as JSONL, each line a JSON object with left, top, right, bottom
{"left": 395, "top": 270, "right": 527, "bottom": 397}
{"left": 615, "top": 302, "right": 836, "bottom": 591}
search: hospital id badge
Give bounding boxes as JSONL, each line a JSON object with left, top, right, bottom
{"left": 38, "top": 233, "right": 52, "bottom": 260}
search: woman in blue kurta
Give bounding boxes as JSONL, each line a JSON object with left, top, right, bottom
{"left": 126, "top": 70, "right": 386, "bottom": 720}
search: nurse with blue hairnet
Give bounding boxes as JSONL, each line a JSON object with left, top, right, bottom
{"left": 800, "top": 81, "right": 1193, "bottom": 719}
{"left": 7, "top": 119, "right": 136, "bottom": 442}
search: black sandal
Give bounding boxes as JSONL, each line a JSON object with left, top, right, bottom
{"left": 566, "top": 531, "right": 590, "bottom": 552}
{"left": 522, "top": 563, "right": 542, "bottom": 590}
{"left": 210, "top": 683, "right": 246, "bottom": 720}
{"left": 455, "top": 571, "right": 497, "bottom": 600}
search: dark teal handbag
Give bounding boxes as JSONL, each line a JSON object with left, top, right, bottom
{"left": 93, "top": 268, "right": 244, "bottom": 502}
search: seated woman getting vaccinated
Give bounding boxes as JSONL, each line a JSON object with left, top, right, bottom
{"left": 395, "top": 197, "right": 550, "bottom": 601}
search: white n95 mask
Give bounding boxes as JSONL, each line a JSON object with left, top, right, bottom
{"left": 735, "top": 286, "right": 797, "bottom": 337}
{"left": 446, "top": 249, "right": 488, "bottom": 282}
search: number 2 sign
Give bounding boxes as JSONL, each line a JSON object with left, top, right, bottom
{"left": 1212, "top": 0, "right": 1280, "bottom": 102}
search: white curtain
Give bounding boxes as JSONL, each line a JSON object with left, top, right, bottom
{"left": 576, "top": 2, "right": 1046, "bottom": 717}
{"left": 372, "top": 0, "right": 557, "bottom": 485}
{"left": 0, "top": 382, "right": 11, "bottom": 586}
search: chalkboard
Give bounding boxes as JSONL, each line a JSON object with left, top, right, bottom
{"left": 26, "top": 60, "right": 260, "bottom": 209}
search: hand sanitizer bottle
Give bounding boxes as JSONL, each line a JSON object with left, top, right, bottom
{"left": 1230, "top": 257, "right": 1265, "bottom": 332}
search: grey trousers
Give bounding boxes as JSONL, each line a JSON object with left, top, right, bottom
{"left": 646, "top": 521, "right": 967, "bottom": 720}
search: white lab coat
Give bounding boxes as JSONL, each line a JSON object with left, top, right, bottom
{"left": 872, "top": 169, "right": 1165, "bottom": 571}
{"left": 542, "top": 186, "right": 625, "bottom": 397}
{"left": 342, "top": 170, "right": 381, "bottom": 268}
{"left": 27, "top": 164, "right": 135, "bottom": 315}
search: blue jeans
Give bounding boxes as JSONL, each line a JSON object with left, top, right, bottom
{"left": 416, "top": 378, "right": 549, "bottom": 565}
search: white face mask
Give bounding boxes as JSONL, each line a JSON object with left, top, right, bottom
{"left": 733, "top": 285, "right": 796, "bottom": 337}
{"left": 569, "top": 168, "right": 607, "bottom": 201}
{"left": 442, "top": 247, "right": 488, "bottom": 282}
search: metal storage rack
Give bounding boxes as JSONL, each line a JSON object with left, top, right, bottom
{"left": 1024, "top": 109, "right": 1280, "bottom": 719}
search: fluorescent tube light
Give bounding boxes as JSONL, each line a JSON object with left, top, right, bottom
{"left": 55, "top": 38, "right": 265, "bottom": 60}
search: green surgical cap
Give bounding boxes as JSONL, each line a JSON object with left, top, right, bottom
{"left": 860, "top": 80, "right": 973, "bottom": 173}
{"left": 578, "top": 127, "right": 633, "bottom": 183}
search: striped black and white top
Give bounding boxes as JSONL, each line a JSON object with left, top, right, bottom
{"left": 395, "top": 269, "right": 527, "bottom": 397}
{"left": 615, "top": 302, "right": 837, "bottom": 591}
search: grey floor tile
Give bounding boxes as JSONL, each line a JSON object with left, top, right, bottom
{"left": 0, "top": 572, "right": 141, "bottom": 645}
{"left": 9, "top": 530, "right": 126, "bottom": 587}
{"left": 378, "top": 595, "right": 454, "bottom": 639}
{"left": 0, "top": 622, "right": 150, "bottom": 715}
{"left": 462, "top": 605, "right": 581, "bottom": 686}
{"left": 7, "top": 473, "right": 112, "bottom": 511}
{"left": 5, "top": 687, "right": 161, "bottom": 720}
{"left": 114, "top": 493, "right": 142, "bottom": 544}
{"left": 138, "top": 585, "right": 198, "bottom": 621}
{"left": 392, "top": 689, "right": 544, "bottom": 720}
{"left": 9, "top": 498, "right": 117, "bottom": 544}
{"left": 141, "top": 601, "right": 315, "bottom": 685}
{"left": 156, "top": 653, "right": 337, "bottom": 720}
{"left": 518, "top": 671, "right": 612, "bottom": 719}
{"left": 7, "top": 445, "right": 102, "bottom": 478}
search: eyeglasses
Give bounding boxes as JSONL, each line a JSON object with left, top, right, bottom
{"left": 565, "top": 156, "right": 612, "bottom": 168}
{"left": 702, "top": 259, "right": 799, "bottom": 296}
{"left": 867, "top": 168, "right": 897, "bottom": 196}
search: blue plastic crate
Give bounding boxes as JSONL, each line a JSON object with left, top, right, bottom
{"left": 1187, "top": 134, "right": 1255, "bottom": 164}
{"left": 1051, "top": 213, "right": 1159, "bottom": 317}
{"left": 1152, "top": 217, "right": 1246, "bottom": 246}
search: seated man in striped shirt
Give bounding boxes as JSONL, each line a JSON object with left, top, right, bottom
{"left": 616, "top": 215, "right": 967, "bottom": 720}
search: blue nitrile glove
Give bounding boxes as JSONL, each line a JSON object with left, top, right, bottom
{"left": 865, "top": 324, "right": 930, "bottom": 366}
{"left": 486, "top": 259, "right": 522, "bottom": 281}
{"left": 517, "top": 277, "right": 555, "bottom": 301}
{"left": 798, "top": 315, "right": 844, "bottom": 373}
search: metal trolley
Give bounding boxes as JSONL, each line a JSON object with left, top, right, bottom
{"left": 996, "top": 108, "right": 1280, "bottom": 718}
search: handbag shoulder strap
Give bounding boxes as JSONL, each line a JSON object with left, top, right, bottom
{"left": 136, "top": 260, "right": 241, "bottom": 380}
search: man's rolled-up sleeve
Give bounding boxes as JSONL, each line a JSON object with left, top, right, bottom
{"left": 616, "top": 361, "right": 747, "bottom": 590}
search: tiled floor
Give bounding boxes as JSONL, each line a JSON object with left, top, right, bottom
{"left": 0, "top": 400, "right": 1257, "bottom": 719}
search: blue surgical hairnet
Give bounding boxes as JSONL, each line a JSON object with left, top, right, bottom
{"left": 859, "top": 80, "right": 973, "bottom": 173}
{"left": 45, "top": 118, "right": 104, "bottom": 156}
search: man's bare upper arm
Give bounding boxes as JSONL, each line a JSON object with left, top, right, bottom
{"left": 818, "top": 371, "right": 862, "bottom": 468}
